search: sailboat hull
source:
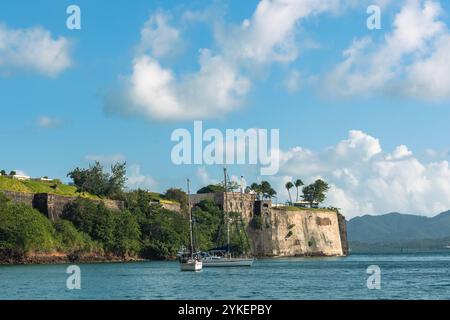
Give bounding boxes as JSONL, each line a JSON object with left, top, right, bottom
{"left": 202, "top": 258, "right": 254, "bottom": 267}
{"left": 180, "top": 260, "right": 203, "bottom": 272}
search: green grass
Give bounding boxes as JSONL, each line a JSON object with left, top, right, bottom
{"left": 0, "top": 176, "right": 100, "bottom": 199}
{"left": 147, "top": 192, "right": 178, "bottom": 204}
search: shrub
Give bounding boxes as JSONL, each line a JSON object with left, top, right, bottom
{"left": 0, "top": 198, "right": 57, "bottom": 257}
{"left": 54, "top": 219, "right": 96, "bottom": 254}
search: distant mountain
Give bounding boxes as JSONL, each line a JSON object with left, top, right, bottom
{"left": 347, "top": 210, "right": 450, "bottom": 246}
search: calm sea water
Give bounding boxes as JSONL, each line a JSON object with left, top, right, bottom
{"left": 1, "top": 253, "right": 449, "bottom": 300}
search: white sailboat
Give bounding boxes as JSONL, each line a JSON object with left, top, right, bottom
{"left": 202, "top": 168, "right": 254, "bottom": 268}
{"left": 179, "top": 179, "right": 203, "bottom": 272}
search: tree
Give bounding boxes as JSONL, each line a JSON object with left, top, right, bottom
{"left": 197, "top": 184, "right": 225, "bottom": 194}
{"left": 112, "top": 210, "right": 141, "bottom": 257}
{"left": 0, "top": 170, "right": 6, "bottom": 176}
{"left": 0, "top": 199, "right": 57, "bottom": 258}
{"left": 285, "top": 181, "right": 294, "bottom": 204}
{"left": 302, "top": 184, "right": 315, "bottom": 206}
{"left": 9, "top": 171, "right": 16, "bottom": 176}
{"left": 54, "top": 219, "right": 95, "bottom": 254}
{"left": 249, "top": 183, "right": 262, "bottom": 199}
{"left": 294, "top": 179, "right": 304, "bottom": 202}
{"left": 107, "top": 162, "right": 127, "bottom": 199}
{"left": 259, "top": 181, "right": 277, "bottom": 200}
{"left": 302, "top": 179, "right": 330, "bottom": 207}
{"left": 67, "top": 162, "right": 127, "bottom": 199}
{"left": 164, "top": 188, "right": 188, "bottom": 211}
{"left": 61, "top": 198, "right": 116, "bottom": 250}
{"left": 312, "top": 179, "right": 330, "bottom": 204}
{"left": 266, "top": 187, "right": 277, "bottom": 200}
{"left": 224, "top": 180, "right": 240, "bottom": 192}
{"left": 61, "top": 198, "right": 141, "bottom": 257}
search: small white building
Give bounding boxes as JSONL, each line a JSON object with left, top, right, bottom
{"left": 293, "top": 201, "right": 319, "bottom": 209}
{"left": 12, "top": 174, "right": 31, "bottom": 181}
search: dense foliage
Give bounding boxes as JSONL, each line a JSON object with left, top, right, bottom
{"left": 0, "top": 193, "right": 96, "bottom": 260}
{"left": 0, "top": 194, "right": 56, "bottom": 258}
{"left": 302, "top": 179, "right": 330, "bottom": 205}
{"left": 61, "top": 198, "right": 141, "bottom": 257}
{"left": 67, "top": 162, "right": 127, "bottom": 199}
{"left": 247, "top": 181, "right": 277, "bottom": 200}
{"left": 0, "top": 184, "right": 251, "bottom": 262}
{"left": 197, "top": 184, "right": 225, "bottom": 194}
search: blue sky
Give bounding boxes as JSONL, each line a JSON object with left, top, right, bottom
{"left": 2, "top": 0, "right": 450, "bottom": 217}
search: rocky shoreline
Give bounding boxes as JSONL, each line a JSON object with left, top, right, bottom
{"left": 0, "top": 252, "right": 147, "bottom": 265}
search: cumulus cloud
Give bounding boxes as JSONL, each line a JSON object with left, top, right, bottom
{"left": 106, "top": 0, "right": 341, "bottom": 121}
{"left": 0, "top": 24, "right": 71, "bottom": 77}
{"left": 215, "top": 0, "right": 340, "bottom": 64}
{"left": 115, "top": 51, "right": 251, "bottom": 121}
{"left": 274, "top": 130, "right": 450, "bottom": 218}
{"left": 324, "top": 0, "right": 450, "bottom": 101}
{"left": 137, "top": 12, "right": 182, "bottom": 58}
{"left": 127, "top": 164, "right": 157, "bottom": 190}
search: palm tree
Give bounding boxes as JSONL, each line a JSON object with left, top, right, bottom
{"left": 294, "top": 179, "right": 304, "bottom": 202}
{"left": 285, "top": 181, "right": 294, "bottom": 205}
{"left": 266, "top": 187, "right": 277, "bottom": 200}
{"left": 250, "top": 183, "right": 261, "bottom": 199}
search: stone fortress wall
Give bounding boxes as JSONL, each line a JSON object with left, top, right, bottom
{"left": 1, "top": 190, "right": 124, "bottom": 221}
{"left": 190, "top": 192, "right": 349, "bottom": 257}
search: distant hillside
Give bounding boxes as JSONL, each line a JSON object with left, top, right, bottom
{"left": 347, "top": 211, "right": 450, "bottom": 251}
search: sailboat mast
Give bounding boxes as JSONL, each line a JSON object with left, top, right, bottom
{"left": 224, "top": 167, "right": 230, "bottom": 258}
{"left": 187, "top": 178, "right": 194, "bottom": 258}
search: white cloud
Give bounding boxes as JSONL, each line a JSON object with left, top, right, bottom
{"left": 216, "top": 0, "right": 340, "bottom": 64}
{"left": 0, "top": 24, "right": 71, "bottom": 77}
{"left": 324, "top": 0, "right": 450, "bottom": 101}
{"left": 36, "top": 116, "right": 62, "bottom": 128}
{"left": 127, "top": 164, "right": 157, "bottom": 190}
{"left": 283, "top": 70, "right": 302, "bottom": 92}
{"left": 275, "top": 130, "right": 450, "bottom": 218}
{"left": 386, "top": 145, "right": 412, "bottom": 160}
{"left": 137, "top": 12, "right": 182, "bottom": 58}
{"left": 197, "top": 167, "right": 219, "bottom": 186}
{"left": 119, "top": 52, "right": 251, "bottom": 121}
{"left": 107, "top": 1, "right": 341, "bottom": 121}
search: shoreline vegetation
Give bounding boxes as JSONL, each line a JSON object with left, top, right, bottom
{"left": 0, "top": 162, "right": 337, "bottom": 265}
{"left": 0, "top": 163, "right": 249, "bottom": 265}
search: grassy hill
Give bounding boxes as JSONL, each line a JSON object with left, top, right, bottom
{"left": 0, "top": 176, "right": 179, "bottom": 204}
{"left": 0, "top": 176, "right": 100, "bottom": 200}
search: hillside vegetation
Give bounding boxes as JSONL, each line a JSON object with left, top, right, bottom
{"left": 0, "top": 176, "right": 100, "bottom": 199}
{"left": 347, "top": 211, "right": 450, "bottom": 252}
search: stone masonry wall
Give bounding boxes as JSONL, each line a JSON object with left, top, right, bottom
{"left": 190, "top": 192, "right": 348, "bottom": 257}
{"left": 247, "top": 208, "right": 347, "bottom": 257}
{"left": 1, "top": 191, "right": 124, "bottom": 221}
